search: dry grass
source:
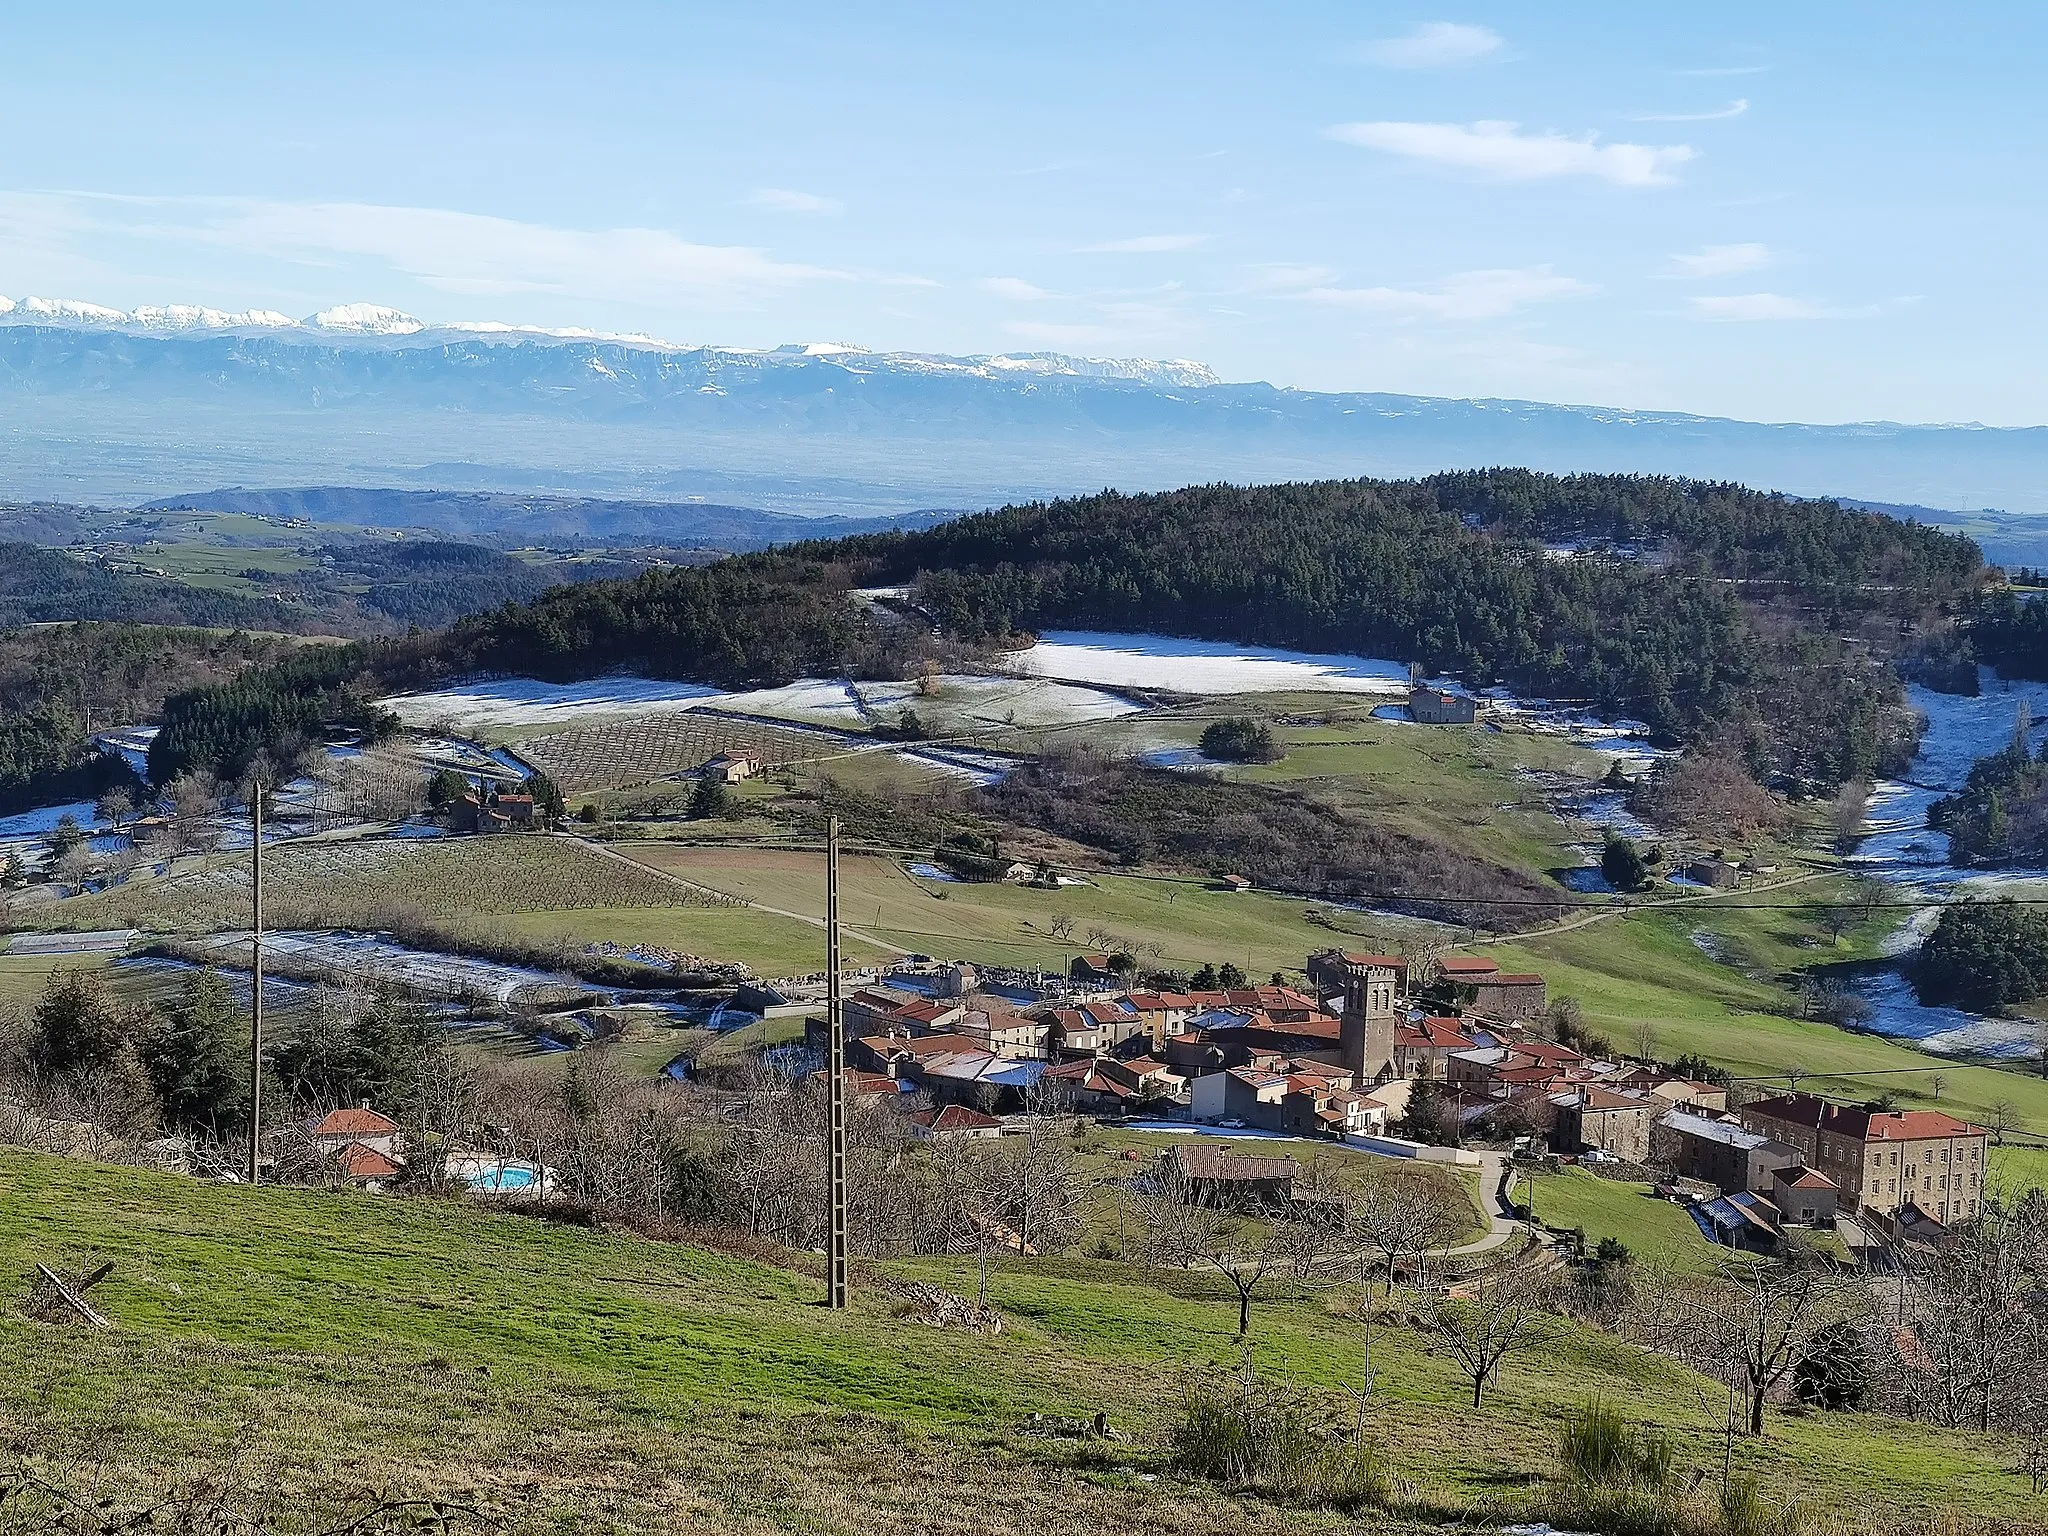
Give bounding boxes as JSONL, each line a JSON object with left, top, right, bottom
{"left": 42, "top": 837, "right": 707, "bottom": 936}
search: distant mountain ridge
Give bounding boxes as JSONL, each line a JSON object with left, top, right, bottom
{"left": 5, "top": 296, "right": 2048, "bottom": 517}
{"left": 139, "top": 487, "right": 958, "bottom": 548}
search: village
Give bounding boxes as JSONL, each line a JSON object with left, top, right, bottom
{"left": 268, "top": 931, "right": 1990, "bottom": 1274}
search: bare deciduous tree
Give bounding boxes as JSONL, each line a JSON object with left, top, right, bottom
{"left": 1423, "top": 1262, "right": 1560, "bottom": 1408}
{"left": 1640, "top": 1250, "right": 1867, "bottom": 1436}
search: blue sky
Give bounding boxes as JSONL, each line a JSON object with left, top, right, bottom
{"left": 1, "top": 2, "right": 2038, "bottom": 424}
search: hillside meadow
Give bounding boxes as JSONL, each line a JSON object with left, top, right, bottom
{"left": 0, "top": 1148, "right": 2037, "bottom": 1536}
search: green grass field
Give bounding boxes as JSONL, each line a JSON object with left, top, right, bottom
{"left": 1, "top": 1148, "right": 2034, "bottom": 1535}
{"left": 1527, "top": 1169, "right": 1725, "bottom": 1274}
{"left": 620, "top": 843, "right": 1430, "bottom": 976}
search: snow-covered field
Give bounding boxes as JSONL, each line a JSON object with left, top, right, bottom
{"left": 385, "top": 676, "right": 723, "bottom": 730}
{"left": 1842, "top": 669, "right": 2048, "bottom": 1056}
{"left": 999, "top": 631, "right": 1412, "bottom": 695}
{"left": 183, "top": 929, "right": 586, "bottom": 1004}
{"left": 385, "top": 671, "right": 1142, "bottom": 734}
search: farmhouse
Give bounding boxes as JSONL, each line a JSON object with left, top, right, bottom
{"left": 1652, "top": 1109, "right": 1804, "bottom": 1197}
{"left": 452, "top": 791, "right": 535, "bottom": 834}
{"left": 1408, "top": 684, "right": 1479, "bottom": 725}
{"left": 696, "top": 750, "right": 761, "bottom": 784}
{"left": 1552, "top": 1085, "right": 1656, "bottom": 1163}
{"left": 305, "top": 1106, "right": 401, "bottom": 1159}
{"left": 1162, "top": 1142, "right": 1298, "bottom": 1207}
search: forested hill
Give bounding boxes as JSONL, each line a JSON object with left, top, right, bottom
{"left": 881, "top": 475, "right": 1981, "bottom": 778}
{"left": 151, "top": 471, "right": 1986, "bottom": 786}
{"left": 0, "top": 542, "right": 317, "bottom": 631}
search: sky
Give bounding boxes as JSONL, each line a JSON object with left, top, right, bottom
{"left": 0, "top": 2, "right": 2040, "bottom": 426}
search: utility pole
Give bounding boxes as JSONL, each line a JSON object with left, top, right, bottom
{"left": 825, "top": 816, "right": 849, "bottom": 1308}
{"left": 247, "top": 775, "right": 265, "bottom": 1187}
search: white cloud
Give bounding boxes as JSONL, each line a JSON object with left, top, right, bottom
{"left": 1308, "top": 266, "right": 1594, "bottom": 321}
{"left": 1635, "top": 99, "right": 1749, "bottom": 123}
{"left": 1358, "top": 22, "right": 1504, "bottom": 69}
{"left": 1241, "top": 263, "right": 1340, "bottom": 292}
{"left": 1668, "top": 242, "right": 1773, "bottom": 279}
{"left": 1326, "top": 120, "right": 1694, "bottom": 187}
{"left": 980, "top": 276, "right": 1053, "bottom": 301}
{"left": 745, "top": 187, "right": 843, "bottom": 214}
{"left": 1690, "top": 292, "right": 1879, "bottom": 322}
{"left": 0, "top": 192, "right": 846, "bottom": 310}
{"left": 1078, "top": 233, "right": 1208, "bottom": 253}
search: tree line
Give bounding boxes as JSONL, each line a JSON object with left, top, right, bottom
{"left": 146, "top": 470, "right": 1993, "bottom": 792}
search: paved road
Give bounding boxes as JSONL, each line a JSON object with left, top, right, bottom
{"left": 1438, "top": 1149, "right": 1524, "bottom": 1259}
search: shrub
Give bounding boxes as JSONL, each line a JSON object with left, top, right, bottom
{"left": 1718, "top": 1475, "right": 1807, "bottom": 1536}
{"left": 1559, "top": 1397, "right": 1676, "bottom": 1491}
{"left": 1200, "top": 717, "right": 1280, "bottom": 763}
{"left": 1170, "top": 1382, "right": 1393, "bottom": 1508}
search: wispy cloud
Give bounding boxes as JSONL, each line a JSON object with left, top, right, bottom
{"left": 1678, "top": 64, "right": 1770, "bottom": 78}
{"left": 1308, "top": 266, "right": 1594, "bottom": 321}
{"left": 744, "top": 187, "right": 843, "bottom": 214}
{"left": 1689, "top": 292, "right": 1905, "bottom": 322}
{"left": 1357, "top": 22, "right": 1504, "bottom": 69}
{"left": 1078, "top": 233, "right": 1209, "bottom": 253}
{"left": 1326, "top": 120, "right": 1694, "bottom": 187}
{"left": 1635, "top": 99, "right": 1749, "bottom": 123}
{"left": 980, "top": 276, "right": 1053, "bottom": 301}
{"left": 0, "top": 191, "right": 849, "bottom": 309}
{"left": 1241, "top": 262, "right": 1340, "bottom": 292}
{"left": 1668, "top": 242, "right": 1773, "bottom": 279}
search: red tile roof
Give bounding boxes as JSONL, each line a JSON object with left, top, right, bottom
{"left": 910, "top": 1104, "right": 1004, "bottom": 1132}
{"left": 1396, "top": 1016, "right": 1474, "bottom": 1050}
{"left": 310, "top": 1107, "right": 399, "bottom": 1138}
{"left": 1438, "top": 956, "right": 1500, "bottom": 975}
{"left": 336, "top": 1141, "right": 402, "bottom": 1179}
{"left": 1745, "top": 1093, "right": 1986, "bottom": 1143}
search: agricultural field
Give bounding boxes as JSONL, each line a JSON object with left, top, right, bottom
{"left": 514, "top": 712, "right": 833, "bottom": 792}
{"left": 4, "top": 1148, "right": 2033, "bottom": 1536}
{"left": 38, "top": 836, "right": 713, "bottom": 936}
{"left": 619, "top": 843, "right": 1435, "bottom": 976}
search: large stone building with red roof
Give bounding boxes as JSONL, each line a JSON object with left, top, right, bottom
{"left": 1739, "top": 1093, "right": 1988, "bottom": 1223}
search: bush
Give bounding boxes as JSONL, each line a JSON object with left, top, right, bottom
{"left": 1717, "top": 1475, "right": 1806, "bottom": 1536}
{"left": 1200, "top": 717, "right": 1280, "bottom": 763}
{"left": 1558, "top": 1397, "right": 1675, "bottom": 1491}
{"left": 1601, "top": 833, "right": 1649, "bottom": 891}
{"left": 1170, "top": 1383, "right": 1393, "bottom": 1508}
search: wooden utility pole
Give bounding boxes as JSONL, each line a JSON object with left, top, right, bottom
{"left": 247, "top": 778, "right": 265, "bottom": 1187}
{"left": 825, "top": 815, "right": 849, "bottom": 1308}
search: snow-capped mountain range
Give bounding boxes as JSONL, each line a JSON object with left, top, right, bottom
{"left": 2, "top": 289, "right": 2046, "bottom": 522}
{"left": 0, "top": 293, "right": 1223, "bottom": 387}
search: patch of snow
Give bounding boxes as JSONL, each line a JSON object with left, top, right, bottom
{"left": 1848, "top": 969, "right": 2041, "bottom": 1059}
{"left": 1001, "top": 631, "right": 1411, "bottom": 696}
{"left": 384, "top": 676, "right": 724, "bottom": 730}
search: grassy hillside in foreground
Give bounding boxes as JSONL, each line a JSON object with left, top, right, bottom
{"left": 0, "top": 1150, "right": 2036, "bottom": 1535}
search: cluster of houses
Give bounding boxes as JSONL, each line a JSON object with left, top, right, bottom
{"left": 809, "top": 946, "right": 1992, "bottom": 1249}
